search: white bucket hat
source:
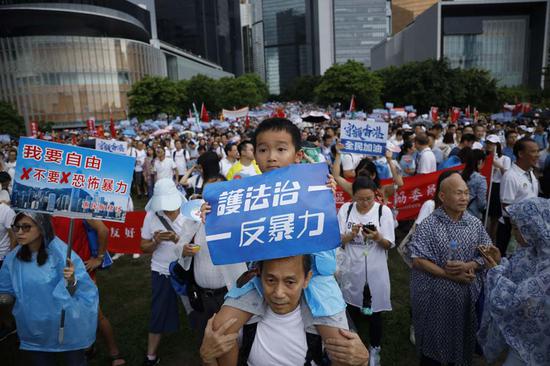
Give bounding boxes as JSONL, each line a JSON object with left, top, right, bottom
{"left": 145, "top": 178, "right": 183, "bottom": 212}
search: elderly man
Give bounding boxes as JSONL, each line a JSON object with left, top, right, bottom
{"left": 409, "top": 173, "right": 493, "bottom": 366}
{"left": 200, "top": 255, "right": 370, "bottom": 366}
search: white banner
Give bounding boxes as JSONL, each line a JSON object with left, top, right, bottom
{"left": 222, "top": 107, "right": 249, "bottom": 120}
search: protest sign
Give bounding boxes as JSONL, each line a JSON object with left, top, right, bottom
{"left": 203, "top": 164, "right": 340, "bottom": 265}
{"left": 104, "top": 211, "right": 146, "bottom": 253}
{"left": 12, "top": 137, "right": 135, "bottom": 222}
{"left": 340, "top": 119, "right": 388, "bottom": 156}
{"left": 95, "top": 138, "right": 128, "bottom": 155}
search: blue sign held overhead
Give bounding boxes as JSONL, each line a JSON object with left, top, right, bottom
{"left": 12, "top": 138, "right": 135, "bottom": 222}
{"left": 340, "top": 119, "right": 388, "bottom": 157}
{"left": 203, "top": 164, "right": 341, "bottom": 265}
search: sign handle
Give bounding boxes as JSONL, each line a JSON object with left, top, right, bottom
{"left": 59, "top": 218, "right": 74, "bottom": 344}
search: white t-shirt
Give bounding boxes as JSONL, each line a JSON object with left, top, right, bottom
{"left": 153, "top": 158, "right": 176, "bottom": 181}
{"left": 140, "top": 211, "right": 196, "bottom": 275}
{"left": 500, "top": 163, "right": 540, "bottom": 217}
{"left": 0, "top": 203, "right": 15, "bottom": 259}
{"left": 416, "top": 147, "right": 437, "bottom": 174}
{"left": 220, "top": 158, "right": 236, "bottom": 177}
{"left": 415, "top": 200, "right": 435, "bottom": 225}
{"left": 237, "top": 163, "right": 259, "bottom": 179}
{"left": 337, "top": 202, "right": 394, "bottom": 311}
{"left": 128, "top": 148, "right": 146, "bottom": 172}
{"left": 492, "top": 155, "right": 512, "bottom": 184}
{"left": 173, "top": 149, "right": 189, "bottom": 176}
{"left": 341, "top": 153, "right": 365, "bottom": 172}
{"left": 248, "top": 304, "right": 311, "bottom": 366}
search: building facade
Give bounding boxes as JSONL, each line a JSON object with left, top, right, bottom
{"left": 392, "top": 0, "right": 438, "bottom": 34}
{"left": 0, "top": 0, "right": 233, "bottom": 128}
{"left": 371, "top": 0, "right": 549, "bottom": 88}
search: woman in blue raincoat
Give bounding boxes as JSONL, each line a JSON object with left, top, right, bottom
{"left": 0, "top": 212, "right": 98, "bottom": 365}
{"left": 477, "top": 197, "right": 550, "bottom": 366}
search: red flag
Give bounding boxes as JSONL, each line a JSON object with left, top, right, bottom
{"left": 200, "top": 103, "right": 210, "bottom": 122}
{"left": 87, "top": 118, "right": 96, "bottom": 135}
{"left": 473, "top": 108, "right": 479, "bottom": 122}
{"left": 30, "top": 121, "right": 38, "bottom": 137}
{"left": 465, "top": 105, "right": 471, "bottom": 119}
{"left": 349, "top": 95, "right": 356, "bottom": 112}
{"left": 245, "top": 114, "right": 250, "bottom": 129}
{"left": 430, "top": 107, "right": 438, "bottom": 122}
{"left": 96, "top": 125, "right": 105, "bottom": 138}
{"left": 451, "top": 107, "right": 460, "bottom": 123}
{"left": 110, "top": 117, "right": 116, "bottom": 137}
{"left": 71, "top": 135, "right": 77, "bottom": 145}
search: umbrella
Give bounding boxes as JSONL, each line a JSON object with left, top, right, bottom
{"left": 300, "top": 111, "right": 330, "bottom": 123}
{"left": 122, "top": 128, "right": 137, "bottom": 137}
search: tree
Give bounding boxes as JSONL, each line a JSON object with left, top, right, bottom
{"left": 186, "top": 74, "right": 221, "bottom": 113}
{"left": 454, "top": 68, "right": 498, "bottom": 112}
{"left": 218, "top": 74, "right": 269, "bottom": 110}
{"left": 281, "top": 75, "right": 321, "bottom": 102}
{"left": 128, "top": 76, "right": 182, "bottom": 120}
{"left": 0, "top": 101, "right": 25, "bottom": 137}
{"left": 315, "top": 60, "right": 382, "bottom": 110}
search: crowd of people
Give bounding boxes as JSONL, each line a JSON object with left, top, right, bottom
{"left": 0, "top": 102, "right": 549, "bottom": 366}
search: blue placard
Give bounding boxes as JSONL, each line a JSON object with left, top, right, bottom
{"left": 340, "top": 119, "right": 388, "bottom": 156}
{"left": 12, "top": 137, "right": 135, "bottom": 222}
{"left": 203, "top": 164, "right": 340, "bottom": 265}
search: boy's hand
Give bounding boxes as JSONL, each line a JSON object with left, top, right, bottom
{"left": 326, "top": 174, "right": 337, "bottom": 194}
{"left": 200, "top": 202, "right": 212, "bottom": 224}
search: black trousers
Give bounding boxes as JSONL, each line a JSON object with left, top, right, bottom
{"left": 495, "top": 217, "right": 512, "bottom": 257}
{"left": 420, "top": 354, "right": 455, "bottom": 366}
{"left": 188, "top": 288, "right": 227, "bottom": 344}
{"left": 346, "top": 304, "right": 383, "bottom": 347}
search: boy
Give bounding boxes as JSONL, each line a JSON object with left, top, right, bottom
{"left": 204, "top": 118, "right": 351, "bottom": 365}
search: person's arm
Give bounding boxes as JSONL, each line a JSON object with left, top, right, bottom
{"left": 414, "top": 258, "right": 476, "bottom": 283}
{"left": 332, "top": 146, "right": 353, "bottom": 195}
{"left": 386, "top": 151, "right": 404, "bottom": 188}
{"left": 324, "top": 329, "right": 369, "bottom": 366}
{"left": 200, "top": 316, "right": 239, "bottom": 366}
{"left": 84, "top": 219, "right": 108, "bottom": 271}
{"left": 179, "top": 165, "right": 197, "bottom": 186}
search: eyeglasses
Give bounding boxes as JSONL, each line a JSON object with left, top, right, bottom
{"left": 11, "top": 224, "right": 33, "bottom": 233}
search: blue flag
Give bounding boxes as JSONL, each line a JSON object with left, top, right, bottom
{"left": 203, "top": 164, "right": 340, "bottom": 265}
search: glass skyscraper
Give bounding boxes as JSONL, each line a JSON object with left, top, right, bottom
{"left": 333, "top": 0, "right": 389, "bottom": 67}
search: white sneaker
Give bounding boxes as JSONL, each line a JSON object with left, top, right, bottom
{"left": 409, "top": 325, "right": 415, "bottom": 345}
{"left": 369, "top": 346, "right": 381, "bottom": 366}
{"left": 132, "top": 253, "right": 141, "bottom": 259}
{"left": 111, "top": 253, "right": 123, "bottom": 261}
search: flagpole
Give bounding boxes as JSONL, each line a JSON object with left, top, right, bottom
{"left": 59, "top": 218, "right": 74, "bottom": 344}
{"left": 483, "top": 161, "right": 494, "bottom": 229}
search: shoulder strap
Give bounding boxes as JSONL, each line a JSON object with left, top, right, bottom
{"left": 304, "top": 332, "right": 324, "bottom": 365}
{"left": 378, "top": 203, "right": 383, "bottom": 227}
{"left": 173, "top": 150, "right": 176, "bottom": 160}
{"left": 346, "top": 202, "right": 354, "bottom": 223}
{"left": 155, "top": 212, "right": 175, "bottom": 232}
{"left": 238, "top": 323, "right": 258, "bottom": 366}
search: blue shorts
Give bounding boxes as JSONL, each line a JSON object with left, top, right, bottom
{"left": 150, "top": 271, "right": 179, "bottom": 333}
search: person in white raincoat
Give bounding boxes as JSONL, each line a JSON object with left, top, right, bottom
{"left": 337, "top": 176, "right": 395, "bottom": 366}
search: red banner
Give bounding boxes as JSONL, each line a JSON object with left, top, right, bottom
{"left": 334, "top": 155, "right": 493, "bottom": 222}
{"left": 105, "top": 211, "right": 146, "bottom": 253}
{"left": 430, "top": 106, "right": 438, "bottom": 122}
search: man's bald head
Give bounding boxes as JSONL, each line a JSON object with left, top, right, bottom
{"left": 438, "top": 173, "right": 469, "bottom": 215}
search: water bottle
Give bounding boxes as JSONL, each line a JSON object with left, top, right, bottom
{"left": 448, "top": 240, "right": 459, "bottom": 261}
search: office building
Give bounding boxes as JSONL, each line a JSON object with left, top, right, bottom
{"left": 392, "top": 0, "right": 437, "bottom": 34}
{"left": 371, "top": 0, "right": 549, "bottom": 88}
{"left": 0, "top": 1, "right": 234, "bottom": 128}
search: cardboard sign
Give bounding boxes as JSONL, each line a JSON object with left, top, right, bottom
{"left": 12, "top": 138, "right": 135, "bottom": 222}
{"left": 340, "top": 119, "right": 388, "bottom": 156}
{"left": 203, "top": 164, "right": 340, "bottom": 265}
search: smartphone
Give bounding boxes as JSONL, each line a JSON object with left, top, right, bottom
{"left": 363, "top": 224, "right": 376, "bottom": 232}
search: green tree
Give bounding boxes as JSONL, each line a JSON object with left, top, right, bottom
{"left": 315, "top": 60, "right": 382, "bottom": 110}
{"left": 218, "top": 74, "right": 269, "bottom": 110}
{"left": 454, "top": 68, "right": 498, "bottom": 112}
{"left": 128, "top": 76, "right": 182, "bottom": 120}
{"left": 281, "top": 75, "right": 321, "bottom": 102}
{"left": 0, "top": 101, "right": 25, "bottom": 137}
{"left": 186, "top": 74, "right": 221, "bottom": 113}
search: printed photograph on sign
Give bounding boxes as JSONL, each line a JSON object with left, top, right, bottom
{"left": 340, "top": 119, "right": 388, "bottom": 156}
{"left": 203, "top": 164, "right": 341, "bottom": 265}
{"left": 11, "top": 137, "right": 135, "bottom": 222}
